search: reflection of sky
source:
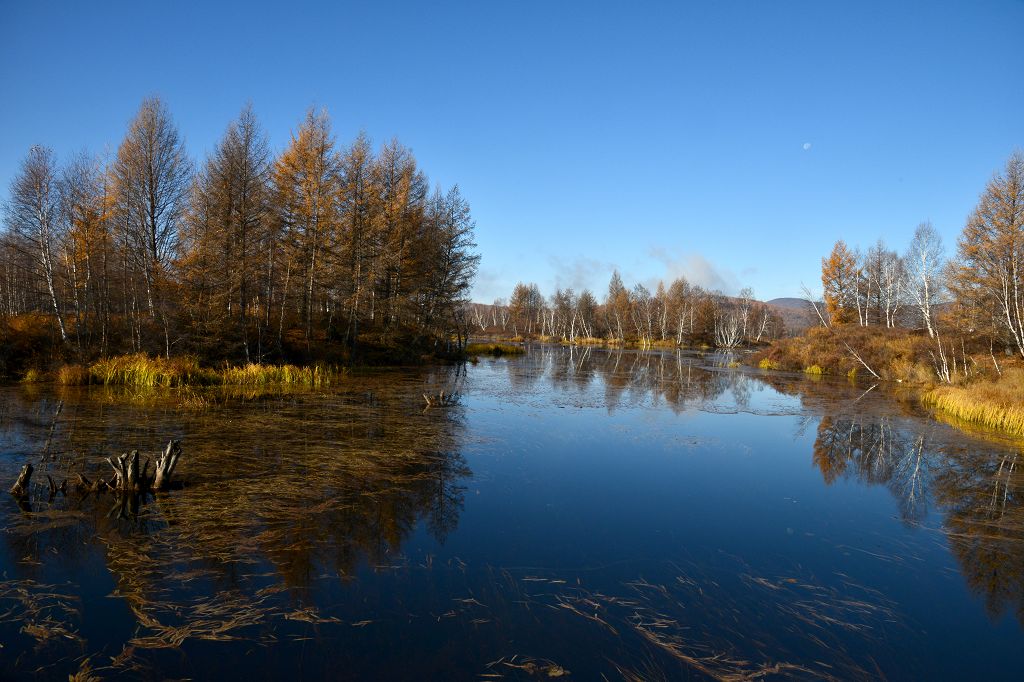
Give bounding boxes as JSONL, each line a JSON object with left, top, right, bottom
{"left": 0, "top": 349, "right": 1022, "bottom": 679}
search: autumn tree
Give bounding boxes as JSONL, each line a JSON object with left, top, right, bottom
{"left": 419, "top": 185, "right": 480, "bottom": 344}
{"left": 271, "top": 108, "right": 341, "bottom": 345}
{"left": 336, "top": 131, "right": 375, "bottom": 343}
{"left": 372, "top": 139, "right": 427, "bottom": 328}
{"left": 821, "top": 240, "right": 858, "bottom": 325}
{"left": 112, "top": 97, "right": 192, "bottom": 356}
{"left": 181, "top": 104, "right": 271, "bottom": 360}
{"left": 950, "top": 152, "right": 1024, "bottom": 357}
{"left": 60, "top": 151, "right": 114, "bottom": 350}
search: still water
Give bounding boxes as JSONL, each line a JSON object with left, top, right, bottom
{"left": 1, "top": 347, "right": 1021, "bottom": 680}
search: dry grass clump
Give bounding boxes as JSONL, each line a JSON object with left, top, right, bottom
{"left": 55, "top": 355, "right": 340, "bottom": 389}
{"left": 465, "top": 342, "right": 525, "bottom": 357}
{"left": 89, "top": 354, "right": 218, "bottom": 387}
{"left": 922, "top": 368, "right": 1024, "bottom": 437}
{"left": 219, "top": 362, "right": 335, "bottom": 386}
{"left": 20, "top": 368, "right": 43, "bottom": 383}
{"left": 57, "top": 364, "right": 90, "bottom": 385}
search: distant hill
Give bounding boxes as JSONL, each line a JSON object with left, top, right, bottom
{"left": 766, "top": 297, "right": 810, "bottom": 310}
{"left": 766, "top": 298, "right": 818, "bottom": 334}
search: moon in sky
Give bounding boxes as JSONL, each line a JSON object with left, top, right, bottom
{"left": 802, "top": 142, "right": 812, "bottom": 151}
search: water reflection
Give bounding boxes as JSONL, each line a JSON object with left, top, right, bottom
{"left": 766, "top": 375, "right": 1024, "bottom": 626}
{"left": 0, "top": 369, "right": 470, "bottom": 675}
{"left": 0, "top": 350, "right": 1022, "bottom": 679}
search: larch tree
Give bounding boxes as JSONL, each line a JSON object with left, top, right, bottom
{"left": 271, "top": 108, "right": 342, "bottom": 344}
{"left": 950, "top": 152, "right": 1024, "bottom": 357}
{"left": 337, "top": 131, "right": 375, "bottom": 343}
{"left": 821, "top": 240, "right": 858, "bottom": 325}
{"left": 181, "top": 104, "right": 271, "bottom": 360}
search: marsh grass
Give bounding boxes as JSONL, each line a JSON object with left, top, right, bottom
{"left": 55, "top": 355, "right": 341, "bottom": 391}
{"left": 219, "top": 362, "right": 335, "bottom": 386}
{"left": 922, "top": 368, "right": 1024, "bottom": 438}
{"left": 465, "top": 343, "right": 525, "bottom": 357}
{"left": 88, "top": 354, "right": 217, "bottom": 387}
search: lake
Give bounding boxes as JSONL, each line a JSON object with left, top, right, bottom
{"left": 1, "top": 346, "right": 1022, "bottom": 680}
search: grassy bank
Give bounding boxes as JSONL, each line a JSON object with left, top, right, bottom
{"left": 751, "top": 325, "right": 1024, "bottom": 440}
{"left": 921, "top": 369, "right": 1024, "bottom": 438}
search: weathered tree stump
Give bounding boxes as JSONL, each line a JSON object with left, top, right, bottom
{"left": 107, "top": 439, "right": 182, "bottom": 492}
{"left": 9, "top": 463, "right": 33, "bottom": 497}
{"left": 10, "top": 439, "right": 182, "bottom": 500}
{"left": 152, "top": 439, "right": 182, "bottom": 491}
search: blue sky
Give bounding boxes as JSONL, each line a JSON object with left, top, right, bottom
{"left": 1, "top": 0, "right": 1021, "bottom": 302}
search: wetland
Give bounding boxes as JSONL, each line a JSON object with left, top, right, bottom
{"left": 1, "top": 347, "right": 1022, "bottom": 680}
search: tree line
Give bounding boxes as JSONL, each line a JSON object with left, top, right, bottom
{"left": 1, "top": 98, "right": 479, "bottom": 365}
{"left": 817, "top": 151, "right": 1024, "bottom": 377}
{"left": 471, "top": 273, "right": 785, "bottom": 348}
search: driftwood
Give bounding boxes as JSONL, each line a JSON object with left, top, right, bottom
{"left": 9, "top": 463, "right": 33, "bottom": 497}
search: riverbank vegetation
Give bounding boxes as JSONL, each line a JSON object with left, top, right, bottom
{"left": 0, "top": 98, "right": 479, "bottom": 378}
{"left": 752, "top": 152, "right": 1024, "bottom": 439}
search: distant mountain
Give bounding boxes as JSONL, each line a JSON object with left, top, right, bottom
{"left": 766, "top": 297, "right": 811, "bottom": 310}
{"left": 766, "top": 298, "right": 817, "bottom": 334}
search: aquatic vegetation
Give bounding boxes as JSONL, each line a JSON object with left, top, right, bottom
{"left": 758, "top": 358, "right": 780, "bottom": 370}
{"left": 218, "top": 362, "right": 336, "bottom": 386}
{"left": 54, "top": 355, "right": 341, "bottom": 390}
{"left": 804, "top": 364, "right": 824, "bottom": 375}
{"left": 88, "top": 354, "right": 218, "bottom": 387}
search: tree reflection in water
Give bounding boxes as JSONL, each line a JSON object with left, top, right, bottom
{"left": 0, "top": 351, "right": 1021, "bottom": 679}
{"left": 780, "top": 376, "right": 1024, "bottom": 626}
{"left": 0, "top": 368, "right": 470, "bottom": 671}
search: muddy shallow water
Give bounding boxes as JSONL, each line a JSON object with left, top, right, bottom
{"left": 1, "top": 347, "right": 1021, "bottom": 680}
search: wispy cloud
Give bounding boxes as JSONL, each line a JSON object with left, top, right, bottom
{"left": 648, "top": 247, "right": 740, "bottom": 295}
{"left": 546, "top": 255, "right": 617, "bottom": 294}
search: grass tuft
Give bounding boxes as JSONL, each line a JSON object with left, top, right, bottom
{"left": 57, "top": 364, "right": 90, "bottom": 385}
{"left": 20, "top": 368, "right": 43, "bottom": 383}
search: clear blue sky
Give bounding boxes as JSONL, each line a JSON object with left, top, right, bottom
{"left": 1, "top": 0, "right": 1021, "bottom": 303}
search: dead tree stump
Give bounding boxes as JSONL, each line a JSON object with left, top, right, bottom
{"left": 152, "top": 440, "right": 182, "bottom": 491}
{"left": 9, "top": 463, "right": 32, "bottom": 497}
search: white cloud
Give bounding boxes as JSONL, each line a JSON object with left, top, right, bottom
{"left": 802, "top": 142, "right": 812, "bottom": 151}
{"left": 648, "top": 247, "right": 740, "bottom": 295}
